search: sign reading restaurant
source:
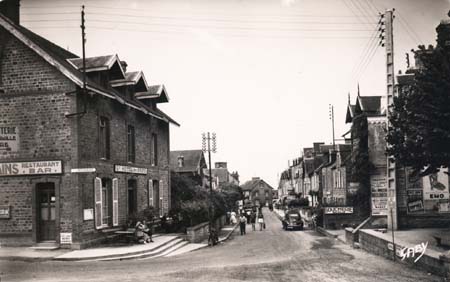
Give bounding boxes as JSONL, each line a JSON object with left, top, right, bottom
{"left": 0, "top": 160, "right": 62, "bottom": 176}
{"left": 324, "top": 207, "right": 354, "bottom": 214}
{"left": 114, "top": 164, "right": 147, "bottom": 175}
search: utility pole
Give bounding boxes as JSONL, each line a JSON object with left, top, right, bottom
{"left": 380, "top": 9, "right": 398, "bottom": 230}
{"left": 202, "top": 132, "right": 217, "bottom": 234}
{"left": 81, "top": 5, "right": 86, "bottom": 93}
{"left": 329, "top": 104, "right": 335, "bottom": 150}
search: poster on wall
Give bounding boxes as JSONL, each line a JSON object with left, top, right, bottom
{"left": 371, "top": 175, "right": 388, "bottom": 216}
{"left": 0, "top": 126, "right": 19, "bottom": 152}
{"left": 422, "top": 168, "right": 449, "bottom": 200}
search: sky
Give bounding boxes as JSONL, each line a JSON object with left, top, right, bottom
{"left": 19, "top": 0, "right": 449, "bottom": 188}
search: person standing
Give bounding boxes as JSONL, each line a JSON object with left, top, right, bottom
{"left": 250, "top": 212, "right": 256, "bottom": 231}
{"left": 239, "top": 213, "right": 247, "bottom": 235}
{"left": 257, "top": 213, "right": 265, "bottom": 231}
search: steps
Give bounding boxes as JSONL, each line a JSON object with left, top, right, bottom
{"left": 54, "top": 235, "right": 207, "bottom": 262}
{"left": 30, "top": 242, "right": 59, "bottom": 250}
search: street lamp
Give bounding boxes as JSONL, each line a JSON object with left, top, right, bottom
{"left": 202, "top": 132, "right": 217, "bottom": 235}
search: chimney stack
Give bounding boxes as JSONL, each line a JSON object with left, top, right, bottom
{"left": 0, "top": 0, "right": 20, "bottom": 25}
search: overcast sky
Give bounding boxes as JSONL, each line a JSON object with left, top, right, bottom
{"left": 20, "top": 0, "right": 449, "bottom": 188}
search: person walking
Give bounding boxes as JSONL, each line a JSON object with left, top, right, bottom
{"left": 250, "top": 211, "right": 256, "bottom": 231}
{"left": 239, "top": 213, "right": 247, "bottom": 235}
{"left": 257, "top": 213, "right": 265, "bottom": 231}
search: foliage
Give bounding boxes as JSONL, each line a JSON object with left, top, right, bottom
{"left": 170, "top": 172, "right": 243, "bottom": 228}
{"left": 287, "top": 197, "right": 309, "bottom": 208}
{"left": 348, "top": 114, "right": 371, "bottom": 212}
{"left": 387, "top": 44, "right": 450, "bottom": 176}
{"left": 128, "top": 206, "right": 156, "bottom": 227}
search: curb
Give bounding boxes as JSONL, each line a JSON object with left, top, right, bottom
{"left": 219, "top": 224, "right": 239, "bottom": 243}
{"left": 316, "top": 226, "right": 338, "bottom": 239}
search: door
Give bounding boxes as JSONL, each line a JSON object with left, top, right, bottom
{"left": 128, "top": 179, "right": 137, "bottom": 216}
{"left": 37, "top": 183, "right": 56, "bottom": 241}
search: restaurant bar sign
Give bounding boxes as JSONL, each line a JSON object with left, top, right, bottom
{"left": 0, "top": 160, "right": 62, "bottom": 176}
{"left": 0, "top": 126, "right": 19, "bottom": 152}
{"left": 324, "top": 207, "right": 354, "bottom": 214}
{"left": 114, "top": 164, "right": 147, "bottom": 175}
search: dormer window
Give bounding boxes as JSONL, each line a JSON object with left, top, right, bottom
{"left": 178, "top": 156, "right": 184, "bottom": 168}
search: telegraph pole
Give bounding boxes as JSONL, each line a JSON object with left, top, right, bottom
{"left": 380, "top": 9, "right": 398, "bottom": 230}
{"left": 329, "top": 104, "right": 335, "bottom": 150}
{"left": 202, "top": 132, "right": 217, "bottom": 233}
{"left": 81, "top": 5, "right": 86, "bottom": 93}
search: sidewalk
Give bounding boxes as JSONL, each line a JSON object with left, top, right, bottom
{"left": 200, "top": 223, "right": 239, "bottom": 245}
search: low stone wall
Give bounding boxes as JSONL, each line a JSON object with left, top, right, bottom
{"left": 399, "top": 213, "right": 450, "bottom": 229}
{"left": 186, "top": 215, "right": 226, "bottom": 243}
{"left": 359, "top": 229, "right": 450, "bottom": 278}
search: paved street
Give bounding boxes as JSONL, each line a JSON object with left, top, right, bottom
{"left": 0, "top": 209, "right": 444, "bottom": 282}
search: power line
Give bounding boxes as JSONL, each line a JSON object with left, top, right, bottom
{"left": 22, "top": 18, "right": 374, "bottom": 32}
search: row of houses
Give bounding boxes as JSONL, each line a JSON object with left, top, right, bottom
{"left": 278, "top": 17, "right": 450, "bottom": 230}
{"left": 169, "top": 149, "right": 239, "bottom": 189}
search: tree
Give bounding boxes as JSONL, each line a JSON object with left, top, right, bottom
{"left": 387, "top": 43, "right": 450, "bottom": 176}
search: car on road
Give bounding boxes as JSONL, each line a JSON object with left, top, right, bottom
{"left": 282, "top": 209, "right": 304, "bottom": 230}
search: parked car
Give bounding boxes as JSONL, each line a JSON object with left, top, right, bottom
{"left": 282, "top": 209, "right": 304, "bottom": 230}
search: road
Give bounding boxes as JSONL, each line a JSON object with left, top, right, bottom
{"left": 0, "top": 209, "right": 444, "bottom": 282}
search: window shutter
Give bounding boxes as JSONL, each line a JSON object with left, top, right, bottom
{"left": 112, "top": 178, "right": 119, "bottom": 227}
{"left": 94, "top": 177, "right": 103, "bottom": 229}
{"left": 148, "top": 179, "right": 153, "bottom": 207}
{"left": 159, "top": 180, "right": 164, "bottom": 216}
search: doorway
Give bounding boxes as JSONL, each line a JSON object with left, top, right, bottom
{"left": 36, "top": 183, "right": 56, "bottom": 242}
{"left": 128, "top": 179, "right": 137, "bottom": 215}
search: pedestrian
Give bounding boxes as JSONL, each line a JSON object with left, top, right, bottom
{"left": 230, "top": 212, "right": 237, "bottom": 225}
{"left": 239, "top": 213, "right": 247, "bottom": 235}
{"left": 142, "top": 219, "right": 154, "bottom": 243}
{"left": 250, "top": 211, "right": 256, "bottom": 231}
{"left": 257, "top": 213, "right": 265, "bottom": 231}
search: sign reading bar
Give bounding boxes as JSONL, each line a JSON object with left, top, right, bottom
{"left": 0, "top": 160, "right": 62, "bottom": 176}
{"left": 114, "top": 165, "right": 147, "bottom": 175}
{"left": 0, "top": 126, "right": 19, "bottom": 152}
{"left": 0, "top": 205, "right": 10, "bottom": 219}
{"left": 324, "top": 207, "right": 353, "bottom": 214}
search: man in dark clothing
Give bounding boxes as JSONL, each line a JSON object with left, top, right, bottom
{"left": 239, "top": 214, "right": 247, "bottom": 235}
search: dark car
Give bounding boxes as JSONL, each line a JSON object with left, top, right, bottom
{"left": 282, "top": 209, "right": 304, "bottom": 230}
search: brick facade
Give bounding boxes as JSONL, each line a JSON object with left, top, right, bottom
{"left": 0, "top": 23, "right": 173, "bottom": 248}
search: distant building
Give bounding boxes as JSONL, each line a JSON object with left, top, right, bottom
{"left": 203, "top": 162, "right": 239, "bottom": 190}
{"left": 241, "top": 177, "right": 274, "bottom": 207}
{"left": 170, "top": 150, "right": 207, "bottom": 185}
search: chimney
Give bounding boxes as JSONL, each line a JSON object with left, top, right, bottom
{"left": 120, "top": 60, "right": 128, "bottom": 73}
{"left": 0, "top": 0, "right": 20, "bottom": 25}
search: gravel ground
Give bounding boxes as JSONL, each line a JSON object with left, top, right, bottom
{"left": 0, "top": 209, "right": 446, "bottom": 282}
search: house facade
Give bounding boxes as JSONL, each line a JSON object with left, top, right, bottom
{"left": 170, "top": 150, "right": 206, "bottom": 186}
{"left": 241, "top": 177, "right": 274, "bottom": 207}
{"left": 0, "top": 3, "right": 178, "bottom": 249}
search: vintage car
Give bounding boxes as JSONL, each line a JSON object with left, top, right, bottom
{"left": 282, "top": 209, "right": 304, "bottom": 230}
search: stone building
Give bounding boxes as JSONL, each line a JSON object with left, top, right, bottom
{"left": 241, "top": 177, "right": 274, "bottom": 207}
{"left": 0, "top": 1, "right": 178, "bottom": 249}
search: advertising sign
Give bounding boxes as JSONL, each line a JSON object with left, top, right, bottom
{"left": 324, "top": 207, "right": 353, "bottom": 214}
{"left": 0, "top": 160, "right": 62, "bottom": 176}
{"left": 114, "top": 165, "right": 147, "bottom": 175}
{"left": 0, "top": 126, "right": 19, "bottom": 152}
{"left": 0, "top": 205, "right": 10, "bottom": 219}
{"left": 423, "top": 168, "right": 449, "bottom": 200}
{"left": 60, "top": 233, "right": 73, "bottom": 244}
{"left": 371, "top": 175, "right": 388, "bottom": 216}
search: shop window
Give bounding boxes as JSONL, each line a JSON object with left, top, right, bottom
{"left": 151, "top": 133, "right": 158, "bottom": 166}
{"left": 99, "top": 116, "right": 110, "bottom": 160}
{"left": 127, "top": 125, "right": 135, "bottom": 163}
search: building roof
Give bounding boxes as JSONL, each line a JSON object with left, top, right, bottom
{"left": 110, "top": 71, "right": 149, "bottom": 92}
{"left": 355, "top": 96, "right": 384, "bottom": 117}
{"left": 135, "top": 84, "right": 169, "bottom": 103}
{"left": 241, "top": 178, "right": 275, "bottom": 191}
{"left": 0, "top": 13, "right": 178, "bottom": 126}
{"left": 170, "top": 150, "right": 205, "bottom": 173}
{"left": 345, "top": 104, "right": 356, "bottom": 123}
